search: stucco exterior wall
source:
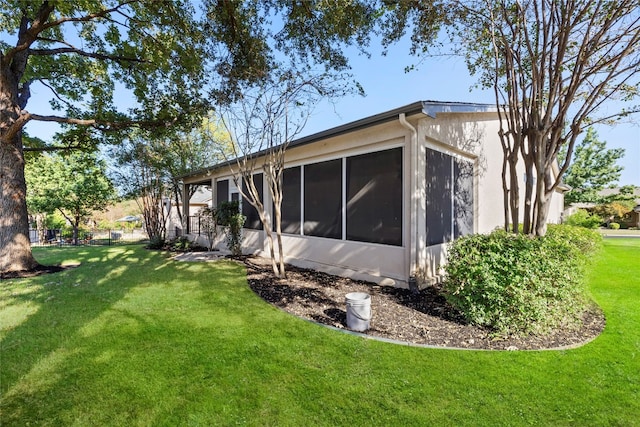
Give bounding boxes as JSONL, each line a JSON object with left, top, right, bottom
{"left": 182, "top": 106, "right": 566, "bottom": 288}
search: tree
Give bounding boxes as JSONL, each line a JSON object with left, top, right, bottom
{"left": 24, "top": 149, "right": 50, "bottom": 243}
{"left": 466, "top": 0, "right": 639, "bottom": 236}
{"left": 148, "top": 115, "right": 234, "bottom": 228}
{"left": 562, "top": 128, "right": 625, "bottom": 205}
{"left": 26, "top": 151, "right": 116, "bottom": 245}
{"left": 197, "top": 207, "right": 217, "bottom": 252}
{"left": 1, "top": 0, "right": 385, "bottom": 274}
{"left": 1, "top": 1, "right": 206, "bottom": 272}
{"left": 220, "top": 70, "right": 351, "bottom": 278}
{"left": 111, "top": 134, "right": 169, "bottom": 243}
{"left": 386, "top": 0, "right": 640, "bottom": 236}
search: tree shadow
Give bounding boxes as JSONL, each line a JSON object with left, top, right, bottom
{"left": 0, "top": 245, "right": 161, "bottom": 403}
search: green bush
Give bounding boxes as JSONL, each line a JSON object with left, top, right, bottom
{"left": 609, "top": 222, "right": 620, "bottom": 230}
{"left": 564, "top": 209, "right": 601, "bottom": 229}
{"left": 215, "top": 201, "right": 245, "bottom": 256}
{"left": 170, "top": 236, "right": 197, "bottom": 252}
{"left": 215, "top": 201, "right": 241, "bottom": 226}
{"left": 146, "top": 236, "right": 165, "bottom": 250}
{"left": 442, "top": 227, "right": 601, "bottom": 336}
{"left": 546, "top": 224, "right": 603, "bottom": 255}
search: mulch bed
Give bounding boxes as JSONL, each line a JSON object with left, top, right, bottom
{"left": 242, "top": 257, "right": 606, "bottom": 350}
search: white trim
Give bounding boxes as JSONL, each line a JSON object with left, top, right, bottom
{"left": 341, "top": 157, "right": 347, "bottom": 241}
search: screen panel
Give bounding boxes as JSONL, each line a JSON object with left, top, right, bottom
{"left": 454, "top": 158, "right": 474, "bottom": 238}
{"left": 242, "top": 173, "right": 263, "bottom": 230}
{"left": 275, "top": 166, "right": 301, "bottom": 234}
{"left": 346, "top": 148, "right": 403, "bottom": 246}
{"left": 426, "top": 148, "right": 453, "bottom": 246}
{"left": 216, "top": 179, "right": 229, "bottom": 206}
{"left": 303, "top": 159, "right": 342, "bottom": 239}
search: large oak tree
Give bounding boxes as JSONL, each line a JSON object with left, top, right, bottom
{"left": 0, "top": 0, "right": 385, "bottom": 274}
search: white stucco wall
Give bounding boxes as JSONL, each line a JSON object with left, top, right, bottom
{"left": 183, "top": 107, "right": 566, "bottom": 288}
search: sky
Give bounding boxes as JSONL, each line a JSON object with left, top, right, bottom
{"left": 22, "top": 36, "right": 640, "bottom": 187}
{"left": 299, "top": 44, "right": 640, "bottom": 187}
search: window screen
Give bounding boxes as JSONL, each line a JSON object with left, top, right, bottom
{"left": 274, "top": 166, "right": 301, "bottom": 234}
{"left": 425, "top": 148, "right": 474, "bottom": 246}
{"left": 242, "top": 173, "right": 263, "bottom": 230}
{"left": 454, "top": 158, "right": 474, "bottom": 238}
{"left": 216, "top": 179, "right": 229, "bottom": 207}
{"left": 346, "top": 148, "right": 403, "bottom": 246}
{"left": 303, "top": 159, "right": 342, "bottom": 239}
{"left": 426, "top": 148, "right": 453, "bottom": 246}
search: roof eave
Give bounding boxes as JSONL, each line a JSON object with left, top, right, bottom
{"left": 180, "top": 100, "right": 498, "bottom": 181}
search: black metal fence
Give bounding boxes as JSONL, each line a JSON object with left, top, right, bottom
{"left": 188, "top": 216, "right": 202, "bottom": 235}
{"left": 29, "top": 228, "right": 147, "bottom": 247}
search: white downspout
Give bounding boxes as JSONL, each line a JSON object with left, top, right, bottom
{"left": 398, "top": 113, "right": 419, "bottom": 292}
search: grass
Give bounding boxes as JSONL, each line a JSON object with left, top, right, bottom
{"left": 1, "top": 240, "right": 638, "bottom": 426}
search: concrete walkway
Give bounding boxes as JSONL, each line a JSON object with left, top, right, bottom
{"left": 173, "top": 251, "right": 228, "bottom": 262}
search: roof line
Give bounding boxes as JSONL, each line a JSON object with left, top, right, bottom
{"left": 181, "top": 100, "right": 497, "bottom": 181}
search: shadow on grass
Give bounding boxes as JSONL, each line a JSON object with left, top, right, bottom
{"left": 1, "top": 246, "right": 266, "bottom": 425}
{"left": 0, "top": 246, "right": 160, "bottom": 405}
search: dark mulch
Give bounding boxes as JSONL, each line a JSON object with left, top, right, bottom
{"left": 243, "top": 257, "right": 606, "bottom": 350}
{"left": 1, "top": 263, "right": 78, "bottom": 280}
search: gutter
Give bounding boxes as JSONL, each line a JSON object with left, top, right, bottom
{"left": 398, "top": 113, "right": 419, "bottom": 292}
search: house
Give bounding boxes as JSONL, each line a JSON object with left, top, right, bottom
{"left": 564, "top": 187, "right": 640, "bottom": 228}
{"left": 180, "top": 101, "right": 565, "bottom": 289}
{"left": 165, "top": 186, "right": 212, "bottom": 238}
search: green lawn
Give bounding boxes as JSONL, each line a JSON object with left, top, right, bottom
{"left": 1, "top": 240, "right": 638, "bottom": 426}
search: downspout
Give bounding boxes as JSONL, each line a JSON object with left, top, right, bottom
{"left": 398, "top": 113, "right": 419, "bottom": 293}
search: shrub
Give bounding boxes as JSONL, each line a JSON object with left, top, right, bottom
{"left": 609, "top": 222, "right": 620, "bottom": 230}
{"left": 564, "top": 209, "right": 601, "bottom": 229}
{"left": 215, "top": 201, "right": 241, "bottom": 226}
{"left": 171, "top": 236, "right": 192, "bottom": 251}
{"left": 146, "top": 235, "right": 165, "bottom": 250}
{"left": 442, "top": 227, "right": 600, "bottom": 336}
{"left": 546, "top": 224, "right": 603, "bottom": 255}
{"left": 215, "top": 201, "right": 245, "bottom": 256}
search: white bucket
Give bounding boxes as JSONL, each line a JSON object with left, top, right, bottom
{"left": 345, "top": 292, "right": 372, "bottom": 332}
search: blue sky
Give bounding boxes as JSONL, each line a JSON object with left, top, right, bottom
{"left": 23, "top": 38, "right": 639, "bottom": 186}
{"left": 300, "top": 44, "right": 640, "bottom": 187}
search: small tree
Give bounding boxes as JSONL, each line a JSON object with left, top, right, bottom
{"left": 215, "top": 201, "right": 244, "bottom": 257}
{"left": 197, "top": 207, "right": 218, "bottom": 251}
{"left": 592, "top": 200, "right": 636, "bottom": 225}
{"left": 220, "top": 70, "right": 352, "bottom": 278}
{"left": 26, "top": 151, "right": 116, "bottom": 245}
{"left": 148, "top": 116, "right": 234, "bottom": 227}
{"left": 111, "top": 135, "right": 168, "bottom": 243}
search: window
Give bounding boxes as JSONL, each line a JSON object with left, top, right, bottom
{"left": 275, "top": 166, "right": 301, "bottom": 234}
{"left": 216, "top": 179, "right": 229, "bottom": 206}
{"left": 454, "top": 159, "right": 474, "bottom": 238}
{"left": 304, "top": 159, "right": 342, "bottom": 239}
{"left": 346, "top": 148, "right": 403, "bottom": 246}
{"left": 426, "top": 148, "right": 474, "bottom": 246}
{"left": 242, "top": 173, "right": 263, "bottom": 230}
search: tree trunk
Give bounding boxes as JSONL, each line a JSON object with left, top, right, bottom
{"left": 533, "top": 172, "right": 554, "bottom": 237}
{"left": 0, "top": 132, "right": 39, "bottom": 273}
{"left": 275, "top": 209, "right": 286, "bottom": 279}
{"left": 521, "top": 154, "right": 534, "bottom": 235}
{"left": 72, "top": 216, "right": 80, "bottom": 245}
{"left": 508, "top": 152, "right": 520, "bottom": 233}
{"left": 35, "top": 213, "right": 46, "bottom": 244}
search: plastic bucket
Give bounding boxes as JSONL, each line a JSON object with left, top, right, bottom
{"left": 345, "top": 292, "right": 372, "bottom": 332}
